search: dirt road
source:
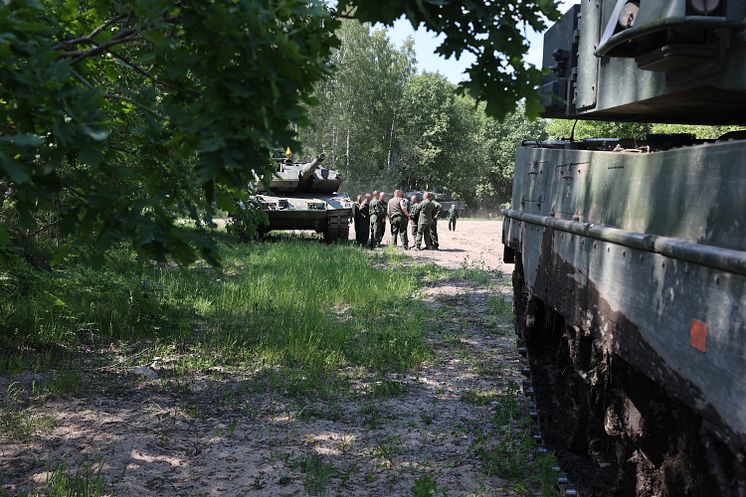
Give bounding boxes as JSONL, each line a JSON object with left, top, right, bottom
{"left": 354, "top": 219, "right": 513, "bottom": 272}
{"left": 2, "top": 220, "right": 535, "bottom": 496}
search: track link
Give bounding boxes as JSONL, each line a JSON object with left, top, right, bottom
{"left": 324, "top": 211, "right": 350, "bottom": 243}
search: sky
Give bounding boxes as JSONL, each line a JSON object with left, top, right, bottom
{"left": 384, "top": 1, "right": 577, "bottom": 83}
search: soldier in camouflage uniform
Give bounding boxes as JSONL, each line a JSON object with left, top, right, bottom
{"left": 447, "top": 204, "right": 459, "bottom": 231}
{"left": 414, "top": 192, "right": 435, "bottom": 250}
{"left": 370, "top": 191, "right": 387, "bottom": 248}
{"left": 430, "top": 194, "right": 442, "bottom": 250}
{"left": 387, "top": 190, "right": 411, "bottom": 248}
{"left": 368, "top": 191, "right": 380, "bottom": 248}
{"left": 409, "top": 194, "right": 420, "bottom": 248}
{"left": 352, "top": 194, "right": 370, "bottom": 245}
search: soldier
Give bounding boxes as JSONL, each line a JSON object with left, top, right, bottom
{"left": 368, "top": 191, "right": 380, "bottom": 248}
{"left": 387, "top": 190, "right": 410, "bottom": 248}
{"left": 448, "top": 204, "right": 459, "bottom": 231}
{"left": 409, "top": 194, "right": 420, "bottom": 246}
{"left": 414, "top": 192, "right": 435, "bottom": 250}
{"left": 430, "top": 194, "right": 442, "bottom": 250}
{"left": 353, "top": 194, "right": 370, "bottom": 245}
{"left": 399, "top": 192, "right": 411, "bottom": 249}
{"left": 373, "top": 191, "right": 387, "bottom": 247}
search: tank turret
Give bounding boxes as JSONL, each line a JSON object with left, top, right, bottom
{"left": 258, "top": 153, "right": 343, "bottom": 194}
{"left": 299, "top": 153, "right": 325, "bottom": 180}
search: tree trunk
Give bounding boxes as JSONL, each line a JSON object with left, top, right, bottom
{"left": 346, "top": 125, "right": 350, "bottom": 171}
{"left": 387, "top": 111, "right": 396, "bottom": 170}
{"left": 331, "top": 123, "right": 338, "bottom": 166}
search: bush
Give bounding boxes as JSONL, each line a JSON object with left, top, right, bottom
{"left": 226, "top": 198, "right": 268, "bottom": 241}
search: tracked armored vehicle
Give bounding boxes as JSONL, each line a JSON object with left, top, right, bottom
{"left": 503, "top": 2, "right": 746, "bottom": 496}
{"left": 256, "top": 153, "right": 351, "bottom": 242}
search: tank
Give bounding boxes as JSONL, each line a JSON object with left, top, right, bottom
{"left": 503, "top": 2, "right": 746, "bottom": 496}
{"left": 255, "top": 153, "right": 352, "bottom": 242}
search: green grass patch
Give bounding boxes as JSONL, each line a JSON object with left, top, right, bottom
{"left": 298, "top": 454, "right": 336, "bottom": 495}
{"left": 19, "top": 460, "right": 108, "bottom": 497}
{"left": 48, "top": 370, "right": 84, "bottom": 396}
{"left": 487, "top": 295, "right": 512, "bottom": 316}
{"left": 0, "top": 383, "right": 56, "bottom": 441}
{"left": 1, "top": 240, "right": 431, "bottom": 394}
{"left": 460, "top": 388, "right": 499, "bottom": 406}
{"left": 472, "top": 380, "right": 561, "bottom": 497}
{"left": 452, "top": 258, "right": 503, "bottom": 286}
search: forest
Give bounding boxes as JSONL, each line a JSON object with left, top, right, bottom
{"left": 296, "top": 21, "right": 742, "bottom": 210}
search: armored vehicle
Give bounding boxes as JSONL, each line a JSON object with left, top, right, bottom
{"left": 256, "top": 153, "right": 352, "bottom": 242}
{"left": 503, "top": 2, "right": 746, "bottom": 496}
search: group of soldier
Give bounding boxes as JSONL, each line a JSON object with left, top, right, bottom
{"left": 351, "top": 190, "right": 459, "bottom": 250}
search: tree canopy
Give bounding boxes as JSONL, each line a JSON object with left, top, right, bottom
{"left": 297, "top": 22, "right": 547, "bottom": 209}
{"left": 1, "top": 0, "right": 560, "bottom": 265}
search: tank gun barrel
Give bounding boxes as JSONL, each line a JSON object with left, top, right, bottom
{"left": 299, "top": 153, "right": 326, "bottom": 180}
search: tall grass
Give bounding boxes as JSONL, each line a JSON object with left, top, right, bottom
{"left": 0, "top": 240, "right": 429, "bottom": 376}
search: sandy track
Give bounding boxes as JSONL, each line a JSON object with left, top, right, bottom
{"left": 352, "top": 219, "right": 514, "bottom": 273}
{"left": 2, "top": 220, "right": 527, "bottom": 497}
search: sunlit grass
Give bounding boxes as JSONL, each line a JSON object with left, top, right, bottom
{"left": 0, "top": 240, "right": 431, "bottom": 384}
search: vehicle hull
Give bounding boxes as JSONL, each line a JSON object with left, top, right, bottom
{"left": 503, "top": 138, "right": 746, "bottom": 495}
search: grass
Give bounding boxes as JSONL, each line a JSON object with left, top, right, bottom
{"left": 48, "top": 370, "right": 84, "bottom": 396}
{"left": 374, "top": 433, "right": 404, "bottom": 468}
{"left": 19, "top": 460, "right": 108, "bottom": 497}
{"left": 411, "top": 475, "right": 438, "bottom": 497}
{"left": 452, "top": 257, "right": 502, "bottom": 286}
{"left": 298, "top": 454, "right": 336, "bottom": 495}
{"left": 1, "top": 239, "right": 432, "bottom": 396}
{"left": 471, "top": 380, "right": 561, "bottom": 497}
{"left": 0, "top": 383, "right": 56, "bottom": 441}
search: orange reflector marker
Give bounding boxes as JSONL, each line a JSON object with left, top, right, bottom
{"left": 690, "top": 319, "right": 708, "bottom": 352}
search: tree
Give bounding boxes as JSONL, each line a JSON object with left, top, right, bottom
{"left": 337, "top": 0, "right": 562, "bottom": 119}
{"left": 1, "top": 0, "right": 339, "bottom": 264}
{"left": 297, "top": 21, "right": 416, "bottom": 194}
{"left": 475, "top": 110, "right": 547, "bottom": 210}
{"left": 2, "top": 0, "right": 562, "bottom": 265}
{"left": 545, "top": 119, "right": 744, "bottom": 140}
{"left": 396, "top": 73, "right": 456, "bottom": 192}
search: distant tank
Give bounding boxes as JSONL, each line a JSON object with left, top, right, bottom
{"left": 255, "top": 153, "right": 352, "bottom": 242}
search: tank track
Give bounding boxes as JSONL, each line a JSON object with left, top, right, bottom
{"left": 511, "top": 260, "right": 580, "bottom": 496}
{"left": 516, "top": 339, "right": 580, "bottom": 496}
{"left": 324, "top": 211, "right": 349, "bottom": 243}
{"left": 511, "top": 255, "right": 746, "bottom": 497}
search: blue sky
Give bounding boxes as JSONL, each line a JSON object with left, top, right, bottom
{"left": 383, "top": 1, "right": 577, "bottom": 83}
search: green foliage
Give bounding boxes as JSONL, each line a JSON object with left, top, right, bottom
{"left": 1, "top": 239, "right": 431, "bottom": 378}
{"left": 470, "top": 379, "right": 561, "bottom": 496}
{"left": 0, "top": 0, "right": 339, "bottom": 264}
{"left": 451, "top": 257, "right": 501, "bottom": 286}
{"left": 546, "top": 119, "right": 745, "bottom": 140}
{"left": 299, "top": 24, "right": 545, "bottom": 208}
{"left": 23, "top": 460, "right": 107, "bottom": 497}
{"left": 226, "top": 199, "right": 269, "bottom": 242}
{"left": 338, "top": 0, "right": 562, "bottom": 119}
{"left": 474, "top": 110, "right": 547, "bottom": 209}
{"left": 2, "top": 1, "right": 563, "bottom": 263}
{"left": 298, "top": 21, "right": 416, "bottom": 192}
{"left": 0, "top": 383, "right": 56, "bottom": 441}
{"left": 411, "top": 475, "right": 437, "bottom": 497}
{"left": 48, "top": 370, "right": 84, "bottom": 396}
{"left": 298, "top": 454, "right": 336, "bottom": 495}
